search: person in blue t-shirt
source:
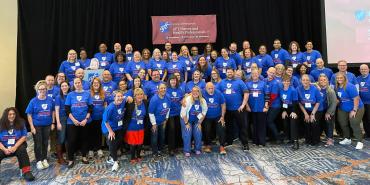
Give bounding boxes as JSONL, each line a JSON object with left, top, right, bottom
{"left": 335, "top": 73, "right": 365, "bottom": 150}
{"left": 190, "top": 46, "right": 200, "bottom": 64}
{"left": 54, "top": 81, "right": 70, "bottom": 164}
{"left": 288, "top": 41, "right": 305, "bottom": 70}
{"left": 78, "top": 48, "right": 91, "bottom": 69}
{"left": 211, "top": 69, "right": 222, "bottom": 87}
{"left": 195, "top": 56, "right": 212, "bottom": 82}
{"left": 25, "top": 80, "right": 55, "bottom": 170}
{"left": 357, "top": 64, "right": 370, "bottom": 138}
{"left": 125, "top": 44, "right": 134, "bottom": 62}
{"left": 229, "top": 42, "right": 243, "bottom": 67}
{"left": 295, "top": 64, "right": 315, "bottom": 83}
{"left": 167, "top": 52, "right": 187, "bottom": 82}
{"left": 149, "top": 83, "right": 170, "bottom": 157}
{"left": 330, "top": 60, "right": 359, "bottom": 90}
{"left": 279, "top": 75, "right": 300, "bottom": 149}
{"left": 180, "top": 86, "right": 208, "bottom": 156}
{"left": 285, "top": 66, "right": 300, "bottom": 88}
{"left": 241, "top": 48, "right": 261, "bottom": 76}
{"left": 125, "top": 51, "right": 147, "bottom": 81}
{"left": 186, "top": 70, "right": 206, "bottom": 94}
{"left": 58, "top": 49, "right": 81, "bottom": 82}
{"left": 45, "top": 75, "right": 59, "bottom": 100}
{"left": 101, "top": 90, "right": 127, "bottom": 171}
{"left": 297, "top": 74, "right": 322, "bottom": 146}
{"left": 246, "top": 69, "right": 269, "bottom": 146}
{"left": 145, "top": 70, "right": 164, "bottom": 100}
{"left": 217, "top": 68, "right": 249, "bottom": 151}
{"left": 101, "top": 70, "right": 118, "bottom": 104}
{"left": 271, "top": 39, "right": 290, "bottom": 66}
{"left": 256, "top": 45, "right": 274, "bottom": 77}
{"left": 109, "top": 51, "right": 128, "bottom": 83}
{"left": 202, "top": 82, "right": 226, "bottom": 154}
{"left": 148, "top": 48, "right": 167, "bottom": 81}
{"left": 179, "top": 45, "right": 194, "bottom": 80}
{"left": 64, "top": 78, "right": 93, "bottom": 168}
{"left": 303, "top": 41, "right": 322, "bottom": 70}
{"left": 94, "top": 43, "right": 114, "bottom": 70}
{"left": 310, "top": 58, "right": 333, "bottom": 82}
{"left": 68, "top": 68, "right": 91, "bottom": 91}
{"left": 166, "top": 76, "right": 185, "bottom": 155}
{"left": 214, "top": 48, "right": 237, "bottom": 79}
{"left": 0, "top": 107, "right": 35, "bottom": 181}
{"left": 127, "top": 77, "right": 148, "bottom": 100}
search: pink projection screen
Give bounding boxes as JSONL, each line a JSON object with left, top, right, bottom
{"left": 325, "top": 0, "right": 370, "bottom": 64}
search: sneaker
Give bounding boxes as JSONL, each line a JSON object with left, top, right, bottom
{"left": 88, "top": 151, "right": 94, "bottom": 159}
{"left": 339, "top": 138, "right": 351, "bottom": 145}
{"left": 243, "top": 145, "right": 249, "bottom": 151}
{"left": 195, "top": 151, "right": 201, "bottom": 155}
{"left": 325, "top": 138, "right": 334, "bottom": 147}
{"left": 97, "top": 150, "right": 104, "bottom": 158}
{"left": 106, "top": 156, "right": 114, "bottom": 165}
{"left": 204, "top": 146, "right": 212, "bottom": 153}
{"left": 23, "top": 172, "right": 35, "bottom": 181}
{"left": 219, "top": 146, "right": 226, "bottom": 155}
{"left": 67, "top": 161, "right": 74, "bottom": 169}
{"left": 42, "top": 160, "right": 49, "bottom": 169}
{"left": 184, "top": 152, "right": 191, "bottom": 157}
{"left": 112, "top": 161, "right": 119, "bottom": 171}
{"left": 36, "top": 161, "right": 44, "bottom": 170}
{"left": 355, "top": 142, "right": 364, "bottom": 150}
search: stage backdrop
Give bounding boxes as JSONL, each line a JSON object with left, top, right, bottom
{"left": 152, "top": 15, "right": 217, "bottom": 44}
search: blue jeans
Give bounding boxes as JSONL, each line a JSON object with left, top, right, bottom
{"left": 151, "top": 123, "right": 165, "bottom": 154}
{"left": 57, "top": 116, "right": 67, "bottom": 144}
{"left": 266, "top": 108, "right": 281, "bottom": 140}
{"left": 181, "top": 118, "right": 202, "bottom": 153}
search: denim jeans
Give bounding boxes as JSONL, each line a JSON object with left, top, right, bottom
{"left": 151, "top": 123, "right": 166, "bottom": 154}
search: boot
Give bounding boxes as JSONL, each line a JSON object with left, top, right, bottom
{"left": 292, "top": 140, "right": 299, "bottom": 150}
{"left": 57, "top": 144, "right": 67, "bottom": 164}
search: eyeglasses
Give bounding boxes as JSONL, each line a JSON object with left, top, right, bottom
{"left": 38, "top": 88, "right": 46, "bottom": 91}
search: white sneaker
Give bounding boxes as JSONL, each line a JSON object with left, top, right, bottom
{"left": 106, "top": 156, "right": 114, "bottom": 165}
{"left": 355, "top": 142, "right": 364, "bottom": 150}
{"left": 36, "top": 161, "right": 44, "bottom": 170}
{"left": 88, "top": 151, "right": 94, "bottom": 158}
{"left": 97, "top": 150, "right": 104, "bottom": 158}
{"left": 339, "top": 138, "right": 351, "bottom": 145}
{"left": 112, "top": 161, "right": 119, "bottom": 171}
{"left": 42, "top": 160, "right": 49, "bottom": 168}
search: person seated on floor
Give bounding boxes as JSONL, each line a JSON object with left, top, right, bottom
{"left": 0, "top": 107, "right": 35, "bottom": 181}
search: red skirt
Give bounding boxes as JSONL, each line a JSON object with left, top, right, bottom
{"left": 125, "top": 130, "right": 144, "bottom": 145}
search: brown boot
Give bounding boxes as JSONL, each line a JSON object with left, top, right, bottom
{"left": 57, "top": 144, "right": 67, "bottom": 164}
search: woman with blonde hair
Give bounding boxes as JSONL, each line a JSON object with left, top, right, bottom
{"left": 148, "top": 48, "right": 167, "bottom": 81}
{"left": 335, "top": 73, "right": 365, "bottom": 150}
{"left": 180, "top": 86, "right": 208, "bottom": 156}
{"left": 179, "top": 45, "right": 194, "bottom": 80}
{"left": 58, "top": 49, "right": 81, "bottom": 81}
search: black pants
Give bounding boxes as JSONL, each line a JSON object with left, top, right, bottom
{"left": 363, "top": 104, "right": 370, "bottom": 138}
{"left": 204, "top": 117, "right": 226, "bottom": 146}
{"left": 33, "top": 125, "right": 51, "bottom": 161}
{"left": 282, "top": 111, "right": 299, "bottom": 142}
{"left": 304, "top": 111, "right": 323, "bottom": 145}
{"left": 88, "top": 119, "right": 102, "bottom": 151}
{"left": 167, "top": 116, "right": 182, "bottom": 151}
{"left": 67, "top": 124, "right": 89, "bottom": 161}
{"left": 252, "top": 112, "right": 267, "bottom": 145}
{"left": 225, "top": 110, "right": 248, "bottom": 145}
{"left": 0, "top": 143, "right": 31, "bottom": 171}
{"left": 130, "top": 145, "right": 142, "bottom": 160}
{"left": 105, "top": 129, "right": 124, "bottom": 161}
{"left": 266, "top": 108, "right": 281, "bottom": 140}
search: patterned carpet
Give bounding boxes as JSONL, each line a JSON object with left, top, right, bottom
{"left": 1, "top": 136, "right": 369, "bottom": 185}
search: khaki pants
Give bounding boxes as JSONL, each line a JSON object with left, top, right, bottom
{"left": 337, "top": 108, "right": 364, "bottom": 141}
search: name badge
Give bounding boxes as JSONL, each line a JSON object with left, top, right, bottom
{"left": 307, "top": 63, "right": 311, "bottom": 68}
{"left": 252, "top": 92, "right": 259, "bottom": 97}
{"left": 293, "top": 63, "right": 298, "bottom": 68}
{"left": 222, "top": 68, "right": 226, "bottom": 73}
{"left": 187, "top": 67, "right": 191, "bottom": 71}
{"left": 75, "top": 62, "right": 80, "bottom": 66}
{"left": 101, "top": 62, "right": 106, "bottom": 66}
{"left": 226, "top": 89, "right": 232, "bottom": 94}
{"left": 118, "top": 120, "right": 123, "bottom": 126}
{"left": 247, "top": 68, "right": 251, "bottom": 73}
{"left": 305, "top": 103, "right": 312, "bottom": 108}
{"left": 159, "top": 70, "right": 163, "bottom": 74}
{"left": 137, "top": 120, "right": 143, "bottom": 125}
{"left": 283, "top": 103, "right": 288, "bottom": 108}
{"left": 8, "top": 138, "right": 15, "bottom": 145}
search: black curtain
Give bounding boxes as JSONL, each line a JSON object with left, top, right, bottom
{"left": 16, "top": 0, "right": 323, "bottom": 114}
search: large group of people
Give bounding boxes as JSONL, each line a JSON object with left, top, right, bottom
{"left": 1, "top": 40, "right": 369, "bottom": 181}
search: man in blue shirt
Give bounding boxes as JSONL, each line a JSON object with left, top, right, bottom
{"left": 330, "top": 60, "right": 359, "bottom": 90}
{"left": 358, "top": 64, "right": 370, "bottom": 138}
{"left": 271, "top": 39, "right": 290, "bottom": 66}
{"left": 94, "top": 43, "right": 114, "bottom": 70}
{"left": 145, "top": 70, "right": 164, "bottom": 100}
{"left": 125, "top": 44, "right": 134, "bottom": 62}
{"left": 229, "top": 42, "right": 243, "bottom": 68}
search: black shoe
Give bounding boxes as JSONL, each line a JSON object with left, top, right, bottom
{"left": 23, "top": 172, "right": 35, "bottom": 181}
{"left": 243, "top": 145, "right": 249, "bottom": 151}
{"left": 67, "top": 161, "right": 75, "bottom": 169}
{"left": 169, "top": 150, "right": 175, "bottom": 157}
{"left": 81, "top": 158, "right": 89, "bottom": 164}
{"left": 292, "top": 140, "right": 299, "bottom": 150}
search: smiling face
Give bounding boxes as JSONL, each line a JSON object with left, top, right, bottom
{"left": 169, "top": 78, "right": 177, "bottom": 88}
{"left": 316, "top": 58, "right": 324, "bottom": 68}
{"left": 73, "top": 78, "right": 82, "bottom": 91}
{"left": 125, "top": 44, "right": 133, "bottom": 53}
{"left": 158, "top": 84, "right": 167, "bottom": 96}
{"left": 171, "top": 52, "right": 178, "bottom": 61}
{"left": 243, "top": 49, "right": 252, "bottom": 58}
{"left": 138, "top": 69, "right": 146, "bottom": 79}
{"left": 151, "top": 70, "right": 160, "bottom": 81}
{"left": 226, "top": 69, "right": 234, "bottom": 79}
{"left": 259, "top": 46, "right": 267, "bottom": 55}
{"left": 8, "top": 110, "right": 16, "bottom": 123}
{"left": 134, "top": 51, "right": 141, "bottom": 62}
{"left": 198, "top": 57, "right": 206, "bottom": 66}
{"left": 102, "top": 70, "right": 112, "bottom": 82}
{"left": 305, "top": 42, "right": 313, "bottom": 50}
{"left": 114, "top": 92, "right": 124, "bottom": 104}
{"left": 299, "top": 65, "right": 307, "bottom": 75}
{"left": 191, "top": 46, "right": 198, "bottom": 56}
{"left": 60, "top": 82, "right": 69, "bottom": 94}
{"left": 133, "top": 78, "right": 141, "bottom": 88}
{"left": 210, "top": 51, "right": 218, "bottom": 59}
{"left": 360, "top": 64, "right": 369, "bottom": 76}
{"left": 37, "top": 84, "right": 47, "bottom": 96}
{"left": 337, "top": 61, "right": 347, "bottom": 72}
{"left": 273, "top": 40, "right": 281, "bottom": 49}
{"left": 301, "top": 75, "right": 311, "bottom": 87}
{"left": 92, "top": 78, "right": 101, "bottom": 91}
{"left": 75, "top": 68, "right": 85, "bottom": 79}
{"left": 191, "top": 87, "right": 200, "bottom": 99}
{"left": 114, "top": 43, "right": 121, "bottom": 52}
{"left": 193, "top": 71, "right": 201, "bottom": 81}
{"left": 99, "top": 44, "right": 107, "bottom": 53}
{"left": 221, "top": 49, "right": 228, "bottom": 58}
{"left": 282, "top": 79, "right": 291, "bottom": 88}
{"left": 318, "top": 76, "right": 328, "bottom": 87}
{"left": 80, "top": 50, "right": 87, "bottom": 60}
{"left": 68, "top": 50, "right": 77, "bottom": 61}
{"left": 118, "top": 80, "right": 127, "bottom": 91}
{"left": 336, "top": 74, "right": 345, "bottom": 85}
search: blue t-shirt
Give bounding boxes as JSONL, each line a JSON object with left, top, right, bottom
{"left": 47, "top": 86, "right": 60, "bottom": 100}
{"left": 186, "top": 80, "right": 206, "bottom": 93}
{"left": 290, "top": 76, "right": 301, "bottom": 88}
{"left": 188, "top": 100, "right": 202, "bottom": 123}
{"left": 94, "top": 52, "right": 114, "bottom": 70}
{"left": 25, "top": 97, "right": 54, "bottom": 126}
{"left": 241, "top": 57, "right": 261, "bottom": 76}
{"left": 303, "top": 50, "right": 322, "bottom": 70}
{"left": 319, "top": 87, "right": 328, "bottom": 111}
{"left": 279, "top": 86, "right": 298, "bottom": 107}
{"left": 217, "top": 79, "right": 247, "bottom": 111}
{"left": 256, "top": 54, "right": 274, "bottom": 77}
{"left": 357, "top": 75, "right": 370, "bottom": 104}
{"left": 271, "top": 48, "right": 290, "bottom": 65}
{"left": 289, "top": 52, "right": 305, "bottom": 69}
{"left": 109, "top": 62, "right": 128, "bottom": 83}
{"left": 148, "top": 94, "right": 171, "bottom": 125}
{"left": 125, "top": 61, "right": 147, "bottom": 79}
{"left": 78, "top": 59, "right": 91, "bottom": 69}
{"left": 336, "top": 83, "right": 364, "bottom": 112}
{"left": 144, "top": 80, "right": 164, "bottom": 100}
{"left": 65, "top": 91, "right": 93, "bottom": 124}
{"left": 214, "top": 57, "right": 237, "bottom": 79}
{"left": 102, "top": 80, "right": 118, "bottom": 104}
{"left": 166, "top": 60, "right": 187, "bottom": 81}
{"left": 166, "top": 87, "right": 185, "bottom": 116}
{"left": 127, "top": 103, "right": 146, "bottom": 131}
{"left": 195, "top": 65, "right": 213, "bottom": 81}
{"left": 91, "top": 93, "right": 106, "bottom": 120}
{"left": 297, "top": 85, "right": 322, "bottom": 112}
{"left": 179, "top": 56, "right": 194, "bottom": 78}
{"left": 58, "top": 61, "right": 81, "bottom": 81}
{"left": 148, "top": 59, "right": 167, "bottom": 79}
{"left": 295, "top": 74, "right": 315, "bottom": 84}
{"left": 55, "top": 95, "right": 67, "bottom": 117}
{"left": 0, "top": 125, "right": 27, "bottom": 148}
{"left": 264, "top": 78, "right": 281, "bottom": 108}
{"left": 203, "top": 89, "right": 225, "bottom": 118}
{"left": 101, "top": 101, "right": 126, "bottom": 134}
{"left": 69, "top": 79, "right": 90, "bottom": 91}
{"left": 229, "top": 52, "right": 243, "bottom": 67}
{"left": 330, "top": 72, "right": 358, "bottom": 87}
{"left": 246, "top": 80, "right": 267, "bottom": 112}
{"left": 310, "top": 67, "right": 333, "bottom": 82}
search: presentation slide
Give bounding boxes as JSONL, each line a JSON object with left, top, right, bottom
{"left": 325, "top": 0, "right": 370, "bottom": 64}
